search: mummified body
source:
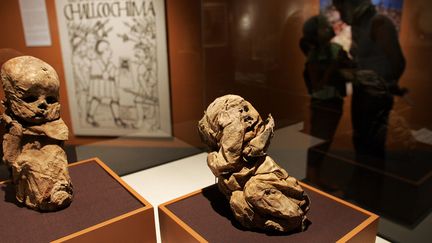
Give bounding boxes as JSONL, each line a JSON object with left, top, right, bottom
{"left": 198, "top": 95, "right": 310, "bottom": 232}
{"left": 1, "top": 56, "right": 73, "bottom": 211}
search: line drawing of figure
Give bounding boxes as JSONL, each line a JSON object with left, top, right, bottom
{"left": 71, "top": 35, "right": 90, "bottom": 120}
{"left": 86, "top": 39, "right": 128, "bottom": 128}
{"left": 132, "top": 42, "right": 159, "bottom": 129}
{"left": 68, "top": 22, "right": 95, "bottom": 124}
{"left": 67, "top": 20, "right": 116, "bottom": 127}
{"left": 117, "top": 57, "right": 137, "bottom": 120}
{"left": 64, "top": 10, "right": 165, "bottom": 132}
{"left": 118, "top": 16, "right": 161, "bottom": 130}
{"left": 57, "top": 0, "right": 171, "bottom": 136}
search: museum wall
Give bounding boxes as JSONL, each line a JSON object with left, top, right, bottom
{"left": 332, "top": 0, "right": 432, "bottom": 140}
{"left": 0, "top": 0, "right": 205, "bottom": 147}
{"left": 396, "top": 0, "right": 432, "bottom": 128}
{"left": 202, "top": 0, "right": 319, "bottom": 128}
{"left": 166, "top": 0, "right": 205, "bottom": 147}
{"left": 1, "top": 0, "right": 431, "bottom": 147}
{"left": 201, "top": 0, "right": 432, "bottom": 135}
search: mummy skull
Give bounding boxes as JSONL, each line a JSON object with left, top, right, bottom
{"left": 1, "top": 56, "right": 73, "bottom": 211}
{"left": 2, "top": 55, "right": 60, "bottom": 124}
{"left": 199, "top": 95, "right": 310, "bottom": 233}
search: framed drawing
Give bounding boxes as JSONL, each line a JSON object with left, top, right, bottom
{"left": 55, "top": 0, "right": 171, "bottom": 137}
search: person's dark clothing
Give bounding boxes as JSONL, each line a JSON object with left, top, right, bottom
{"left": 350, "top": 5, "right": 405, "bottom": 160}
{"left": 301, "top": 24, "right": 354, "bottom": 186}
{"left": 303, "top": 43, "right": 351, "bottom": 100}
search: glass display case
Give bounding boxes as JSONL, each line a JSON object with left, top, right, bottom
{"left": 199, "top": 0, "right": 431, "bottom": 242}
{"left": 0, "top": 0, "right": 431, "bottom": 242}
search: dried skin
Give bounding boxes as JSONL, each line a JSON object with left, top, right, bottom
{"left": 14, "top": 143, "right": 72, "bottom": 211}
{"left": 1, "top": 55, "right": 61, "bottom": 124}
{"left": 1, "top": 56, "right": 73, "bottom": 211}
{"left": 198, "top": 95, "right": 310, "bottom": 233}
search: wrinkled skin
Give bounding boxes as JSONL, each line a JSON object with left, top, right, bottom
{"left": 198, "top": 95, "right": 310, "bottom": 233}
{"left": 1, "top": 56, "right": 73, "bottom": 211}
{"left": 2, "top": 55, "right": 61, "bottom": 124}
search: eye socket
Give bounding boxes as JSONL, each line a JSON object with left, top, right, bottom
{"left": 46, "top": 96, "right": 58, "bottom": 104}
{"left": 23, "top": 95, "right": 38, "bottom": 103}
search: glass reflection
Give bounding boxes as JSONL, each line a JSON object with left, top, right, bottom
{"left": 305, "top": 0, "right": 409, "bottom": 208}
{"left": 202, "top": 0, "right": 431, "bottom": 241}
{"left": 300, "top": 14, "right": 354, "bottom": 190}
{"left": 334, "top": 0, "right": 407, "bottom": 213}
{"left": 301, "top": 0, "right": 430, "bottom": 241}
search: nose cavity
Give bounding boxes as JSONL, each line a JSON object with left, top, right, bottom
{"left": 38, "top": 102, "right": 48, "bottom": 110}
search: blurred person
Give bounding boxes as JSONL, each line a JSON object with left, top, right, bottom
{"left": 333, "top": 0, "right": 406, "bottom": 210}
{"left": 333, "top": 0, "right": 406, "bottom": 162}
{"left": 324, "top": 6, "right": 353, "bottom": 56}
{"left": 300, "top": 15, "right": 355, "bottom": 187}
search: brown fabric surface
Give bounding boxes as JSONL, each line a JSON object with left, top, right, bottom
{"left": 0, "top": 161, "right": 144, "bottom": 243}
{"left": 166, "top": 184, "right": 369, "bottom": 242}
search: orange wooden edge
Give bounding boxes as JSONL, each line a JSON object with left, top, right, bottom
{"left": 0, "top": 157, "right": 155, "bottom": 242}
{"left": 52, "top": 207, "right": 149, "bottom": 242}
{"left": 0, "top": 157, "right": 153, "bottom": 207}
{"left": 52, "top": 157, "right": 154, "bottom": 242}
{"left": 299, "top": 182, "right": 379, "bottom": 242}
{"left": 159, "top": 182, "right": 379, "bottom": 242}
{"left": 159, "top": 206, "right": 208, "bottom": 243}
{"left": 159, "top": 189, "right": 208, "bottom": 243}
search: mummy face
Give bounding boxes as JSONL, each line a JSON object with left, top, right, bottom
{"left": 1, "top": 56, "right": 60, "bottom": 124}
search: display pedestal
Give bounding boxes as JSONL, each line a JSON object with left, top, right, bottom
{"left": 159, "top": 183, "right": 378, "bottom": 243}
{"left": 307, "top": 132, "right": 432, "bottom": 225}
{"left": 0, "top": 158, "right": 156, "bottom": 243}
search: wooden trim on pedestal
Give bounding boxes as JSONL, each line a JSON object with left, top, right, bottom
{"left": 0, "top": 157, "right": 156, "bottom": 243}
{"left": 159, "top": 182, "right": 379, "bottom": 243}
